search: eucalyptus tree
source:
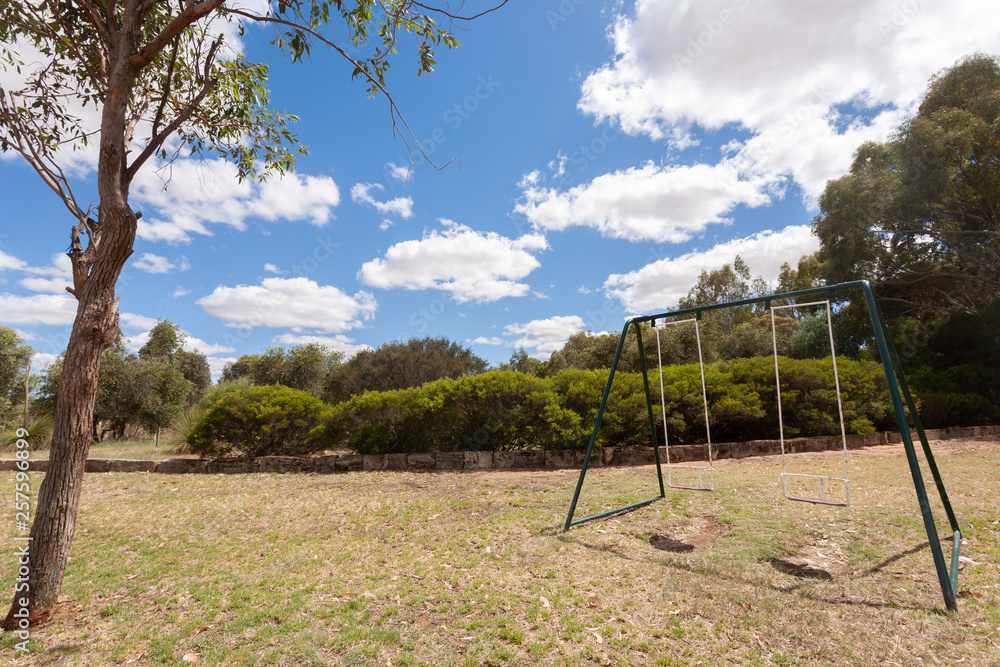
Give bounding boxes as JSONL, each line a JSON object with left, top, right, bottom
{"left": 0, "top": 327, "right": 34, "bottom": 431}
{"left": 814, "top": 54, "right": 1000, "bottom": 316}
{"left": 0, "top": 0, "right": 504, "bottom": 627}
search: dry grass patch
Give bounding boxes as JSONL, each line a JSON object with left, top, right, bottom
{"left": 27, "top": 440, "right": 188, "bottom": 462}
{"left": 1, "top": 439, "right": 998, "bottom": 665}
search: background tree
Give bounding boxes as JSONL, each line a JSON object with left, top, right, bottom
{"left": 221, "top": 343, "right": 342, "bottom": 398}
{"left": 92, "top": 341, "right": 145, "bottom": 441}
{"left": 500, "top": 348, "right": 548, "bottom": 377}
{"left": 139, "top": 320, "right": 184, "bottom": 362}
{"left": 136, "top": 360, "right": 193, "bottom": 446}
{"left": 0, "top": 327, "right": 34, "bottom": 431}
{"left": 814, "top": 54, "right": 1000, "bottom": 316}
{"left": 39, "top": 337, "right": 195, "bottom": 442}
{"left": 776, "top": 252, "right": 826, "bottom": 294}
{"left": 324, "top": 337, "right": 487, "bottom": 403}
{"left": 175, "top": 350, "right": 211, "bottom": 407}
{"left": 675, "top": 256, "right": 771, "bottom": 361}
{"left": 1, "top": 0, "right": 496, "bottom": 625}
{"left": 135, "top": 320, "right": 198, "bottom": 431}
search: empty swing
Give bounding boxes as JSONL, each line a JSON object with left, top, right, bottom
{"left": 770, "top": 300, "right": 851, "bottom": 507}
{"left": 654, "top": 317, "right": 714, "bottom": 491}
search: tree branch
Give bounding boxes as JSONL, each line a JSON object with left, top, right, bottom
{"left": 71, "top": 0, "right": 112, "bottom": 56}
{"left": 227, "top": 7, "right": 456, "bottom": 171}
{"left": 410, "top": 0, "right": 509, "bottom": 21}
{"left": 131, "top": 0, "right": 225, "bottom": 68}
{"left": 0, "top": 86, "right": 88, "bottom": 224}
{"left": 150, "top": 35, "right": 181, "bottom": 140}
{"left": 126, "top": 36, "right": 222, "bottom": 182}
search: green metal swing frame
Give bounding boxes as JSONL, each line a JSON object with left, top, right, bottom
{"left": 563, "top": 280, "right": 963, "bottom": 612}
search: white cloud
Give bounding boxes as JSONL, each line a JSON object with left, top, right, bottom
{"left": 172, "top": 286, "right": 190, "bottom": 298}
{"left": 0, "top": 247, "right": 27, "bottom": 272}
{"left": 250, "top": 172, "right": 341, "bottom": 224}
{"left": 358, "top": 220, "right": 548, "bottom": 304}
{"left": 604, "top": 225, "right": 820, "bottom": 314}
{"left": 516, "top": 161, "right": 775, "bottom": 243}
{"left": 206, "top": 356, "right": 237, "bottom": 377}
{"left": 0, "top": 293, "right": 76, "bottom": 325}
{"left": 577, "top": 0, "right": 1000, "bottom": 201}
{"left": 271, "top": 333, "right": 372, "bottom": 357}
{"left": 30, "top": 352, "right": 60, "bottom": 371}
{"left": 197, "top": 277, "right": 377, "bottom": 334}
{"left": 123, "top": 327, "right": 235, "bottom": 356}
{"left": 133, "top": 159, "right": 341, "bottom": 244}
{"left": 385, "top": 162, "right": 412, "bottom": 183}
{"left": 263, "top": 263, "right": 283, "bottom": 274}
{"left": 351, "top": 182, "right": 414, "bottom": 219}
{"left": 10, "top": 328, "right": 43, "bottom": 342}
{"left": 504, "top": 315, "right": 586, "bottom": 360}
{"left": 182, "top": 335, "right": 236, "bottom": 355}
{"left": 19, "top": 254, "right": 73, "bottom": 293}
{"left": 119, "top": 313, "right": 160, "bottom": 331}
{"left": 132, "top": 252, "right": 179, "bottom": 274}
{"left": 469, "top": 336, "right": 505, "bottom": 346}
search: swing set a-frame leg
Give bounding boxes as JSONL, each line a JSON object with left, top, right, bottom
{"left": 563, "top": 321, "right": 666, "bottom": 532}
{"left": 863, "top": 282, "right": 961, "bottom": 612}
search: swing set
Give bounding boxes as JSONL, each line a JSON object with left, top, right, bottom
{"left": 563, "top": 281, "right": 963, "bottom": 611}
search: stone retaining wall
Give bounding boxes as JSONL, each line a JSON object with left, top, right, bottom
{"left": 3, "top": 425, "right": 997, "bottom": 475}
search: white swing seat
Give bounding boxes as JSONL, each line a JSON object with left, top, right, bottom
{"left": 667, "top": 464, "right": 714, "bottom": 491}
{"left": 655, "top": 318, "right": 716, "bottom": 493}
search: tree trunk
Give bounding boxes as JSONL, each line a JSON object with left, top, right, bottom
{"left": 3, "top": 41, "right": 139, "bottom": 620}
{"left": 2, "top": 285, "right": 120, "bottom": 628}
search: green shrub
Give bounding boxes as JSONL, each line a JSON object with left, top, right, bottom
{"left": 0, "top": 414, "right": 54, "bottom": 452}
{"left": 186, "top": 384, "right": 330, "bottom": 458}
{"left": 322, "top": 356, "right": 920, "bottom": 454}
{"left": 328, "top": 371, "right": 586, "bottom": 454}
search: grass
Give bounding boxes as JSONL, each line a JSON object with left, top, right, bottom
{"left": 27, "top": 440, "right": 190, "bottom": 462}
{"left": 1, "top": 439, "right": 999, "bottom": 665}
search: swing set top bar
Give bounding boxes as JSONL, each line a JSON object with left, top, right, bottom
{"left": 631, "top": 280, "right": 866, "bottom": 327}
{"left": 562, "top": 280, "right": 963, "bottom": 612}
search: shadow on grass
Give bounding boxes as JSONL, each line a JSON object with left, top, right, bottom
{"left": 854, "top": 541, "right": 931, "bottom": 578}
{"left": 556, "top": 530, "right": 944, "bottom": 613}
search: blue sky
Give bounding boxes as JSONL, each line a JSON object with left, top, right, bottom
{"left": 2, "top": 0, "right": 999, "bottom": 376}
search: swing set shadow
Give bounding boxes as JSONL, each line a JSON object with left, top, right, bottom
{"left": 562, "top": 280, "right": 963, "bottom": 612}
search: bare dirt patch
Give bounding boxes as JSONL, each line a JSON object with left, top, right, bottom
{"left": 649, "top": 516, "right": 727, "bottom": 552}
{"left": 769, "top": 541, "right": 850, "bottom": 580}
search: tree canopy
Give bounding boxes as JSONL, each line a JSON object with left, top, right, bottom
{"left": 814, "top": 54, "right": 1000, "bottom": 316}
{"left": 0, "top": 327, "right": 34, "bottom": 431}
{"left": 324, "top": 337, "right": 487, "bottom": 403}
{"left": 222, "top": 343, "right": 343, "bottom": 398}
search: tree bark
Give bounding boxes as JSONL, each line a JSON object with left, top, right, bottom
{"left": 3, "top": 287, "right": 120, "bottom": 628}
{"left": 4, "top": 18, "right": 140, "bottom": 626}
